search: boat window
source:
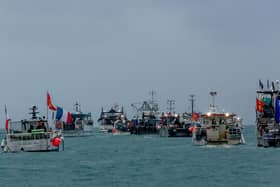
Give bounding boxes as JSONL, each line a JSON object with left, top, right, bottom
{"left": 203, "top": 120, "right": 209, "bottom": 125}
{"left": 219, "top": 118, "right": 225, "bottom": 124}
{"left": 212, "top": 119, "right": 216, "bottom": 125}
{"left": 226, "top": 118, "right": 233, "bottom": 124}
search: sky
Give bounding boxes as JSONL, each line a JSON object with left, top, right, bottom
{"left": 0, "top": 0, "right": 280, "bottom": 127}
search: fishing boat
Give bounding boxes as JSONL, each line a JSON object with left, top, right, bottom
{"left": 98, "top": 105, "right": 125, "bottom": 133}
{"left": 158, "top": 112, "right": 192, "bottom": 137}
{"left": 193, "top": 92, "right": 245, "bottom": 145}
{"left": 129, "top": 91, "right": 161, "bottom": 135}
{"left": 256, "top": 80, "right": 280, "bottom": 147}
{"left": 1, "top": 105, "right": 63, "bottom": 153}
{"left": 55, "top": 102, "right": 94, "bottom": 137}
{"left": 160, "top": 95, "right": 199, "bottom": 137}
{"left": 112, "top": 117, "right": 130, "bottom": 136}
{"left": 130, "top": 101, "right": 161, "bottom": 135}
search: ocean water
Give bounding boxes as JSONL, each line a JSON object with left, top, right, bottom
{"left": 0, "top": 126, "right": 280, "bottom": 187}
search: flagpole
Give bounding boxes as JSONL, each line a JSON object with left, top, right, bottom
{"left": 46, "top": 91, "right": 49, "bottom": 130}
{"left": 46, "top": 91, "right": 49, "bottom": 121}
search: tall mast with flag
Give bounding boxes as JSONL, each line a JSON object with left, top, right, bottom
{"left": 47, "top": 91, "right": 57, "bottom": 127}
{"left": 5, "top": 105, "right": 10, "bottom": 132}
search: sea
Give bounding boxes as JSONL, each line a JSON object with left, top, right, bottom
{"left": 0, "top": 126, "right": 280, "bottom": 187}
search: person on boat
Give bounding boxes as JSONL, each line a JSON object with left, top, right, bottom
{"left": 174, "top": 116, "right": 181, "bottom": 127}
{"left": 37, "top": 121, "right": 47, "bottom": 132}
{"left": 132, "top": 117, "right": 138, "bottom": 127}
{"left": 28, "top": 124, "right": 34, "bottom": 133}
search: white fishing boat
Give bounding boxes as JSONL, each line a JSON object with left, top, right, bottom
{"left": 98, "top": 105, "right": 125, "bottom": 133}
{"left": 193, "top": 92, "right": 245, "bottom": 146}
{"left": 1, "top": 106, "right": 64, "bottom": 153}
{"left": 55, "top": 102, "right": 94, "bottom": 137}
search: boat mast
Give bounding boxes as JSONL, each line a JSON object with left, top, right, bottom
{"left": 74, "top": 102, "right": 81, "bottom": 113}
{"left": 149, "top": 90, "right": 157, "bottom": 112}
{"left": 210, "top": 91, "right": 217, "bottom": 112}
{"left": 167, "top": 99, "right": 175, "bottom": 114}
{"left": 189, "top": 94, "right": 196, "bottom": 115}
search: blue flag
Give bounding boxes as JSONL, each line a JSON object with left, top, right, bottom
{"left": 55, "top": 106, "right": 63, "bottom": 121}
{"left": 275, "top": 97, "right": 280, "bottom": 123}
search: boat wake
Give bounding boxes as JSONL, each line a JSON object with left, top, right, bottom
{"left": 202, "top": 144, "right": 233, "bottom": 149}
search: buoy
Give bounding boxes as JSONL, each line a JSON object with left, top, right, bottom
{"left": 188, "top": 126, "right": 194, "bottom": 133}
{"left": 51, "top": 137, "right": 61, "bottom": 147}
{"left": 112, "top": 128, "right": 117, "bottom": 133}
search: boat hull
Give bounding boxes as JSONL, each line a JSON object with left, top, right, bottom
{"left": 168, "top": 128, "right": 192, "bottom": 137}
{"left": 129, "top": 126, "right": 158, "bottom": 135}
{"left": 159, "top": 126, "right": 168, "bottom": 137}
{"left": 99, "top": 125, "right": 114, "bottom": 133}
{"left": 192, "top": 127, "right": 245, "bottom": 146}
{"left": 257, "top": 133, "right": 280, "bottom": 147}
{"left": 1, "top": 137, "right": 63, "bottom": 153}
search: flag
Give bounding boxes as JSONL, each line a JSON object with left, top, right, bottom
{"left": 192, "top": 113, "right": 199, "bottom": 121}
{"left": 5, "top": 105, "right": 10, "bottom": 132}
{"left": 256, "top": 98, "right": 265, "bottom": 113}
{"left": 47, "top": 92, "right": 57, "bottom": 111}
{"left": 275, "top": 97, "right": 280, "bottom": 123}
{"left": 55, "top": 106, "right": 72, "bottom": 124}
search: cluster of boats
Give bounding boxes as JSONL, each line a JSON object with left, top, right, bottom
{"left": 2, "top": 80, "right": 280, "bottom": 153}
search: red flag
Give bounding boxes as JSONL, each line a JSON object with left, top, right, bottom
{"left": 192, "top": 113, "right": 199, "bottom": 121}
{"left": 5, "top": 105, "right": 9, "bottom": 132}
{"left": 256, "top": 98, "right": 265, "bottom": 112}
{"left": 66, "top": 112, "right": 72, "bottom": 124}
{"left": 47, "top": 92, "right": 57, "bottom": 111}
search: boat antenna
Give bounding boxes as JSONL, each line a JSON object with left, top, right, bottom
{"left": 276, "top": 80, "right": 280, "bottom": 90}
{"left": 272, "top": 81, "right": 275, "bottom": 91}
{"left": 149, "top": 90, "right": 157, "bottom": 111}
{"left": 259, "top": 80, "right": 264, "bottom": 90}
{"left": 167, "top": 99, "right": 175, "bottom": 114}
{"left": 29, "top": 105, "right": 39, "bottom": 119}
{"left": 74, "top": 102, "right": 81, "bottom": 113}
{"left": 210, "top": 91, "right": 217, "bottom": 110}
{"left": 189, "top": 94, "right": 196, "bottom": 115}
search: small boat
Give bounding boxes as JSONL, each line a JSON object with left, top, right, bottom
{"left": 1, "top": 105, "right": 63, "bottom": 153}
{"left": 55, "top": 102, "right": 94, "bottom": 137}
{"left": 193, "top": 92, "right": 245, "bottom": 146}
{"left": 256, "top": 80, "right": 280, "bottom": 147}
{"left": 158, "top": 112, "right": 193, "bottom": 137}
{"left": 98, "top": 105, "right": 125, "bottom": 133}
{"left": 159, "top": 95, "right": 199, "bottom": 138}
{"left": 112, "top": 118, "right": 130, "bottom": 136}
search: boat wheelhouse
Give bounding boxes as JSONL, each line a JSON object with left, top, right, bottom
{"left": 55, "top": 102, "right": 93, "bottom": 137}
{"left": 193, "top": 92, "right": 245, "bottom": 145}
{"left": 1, "top": 106, "right": 63, "bottom": 152}
{"left": 256, "top": 80, "right": 280, "bottom": 147}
